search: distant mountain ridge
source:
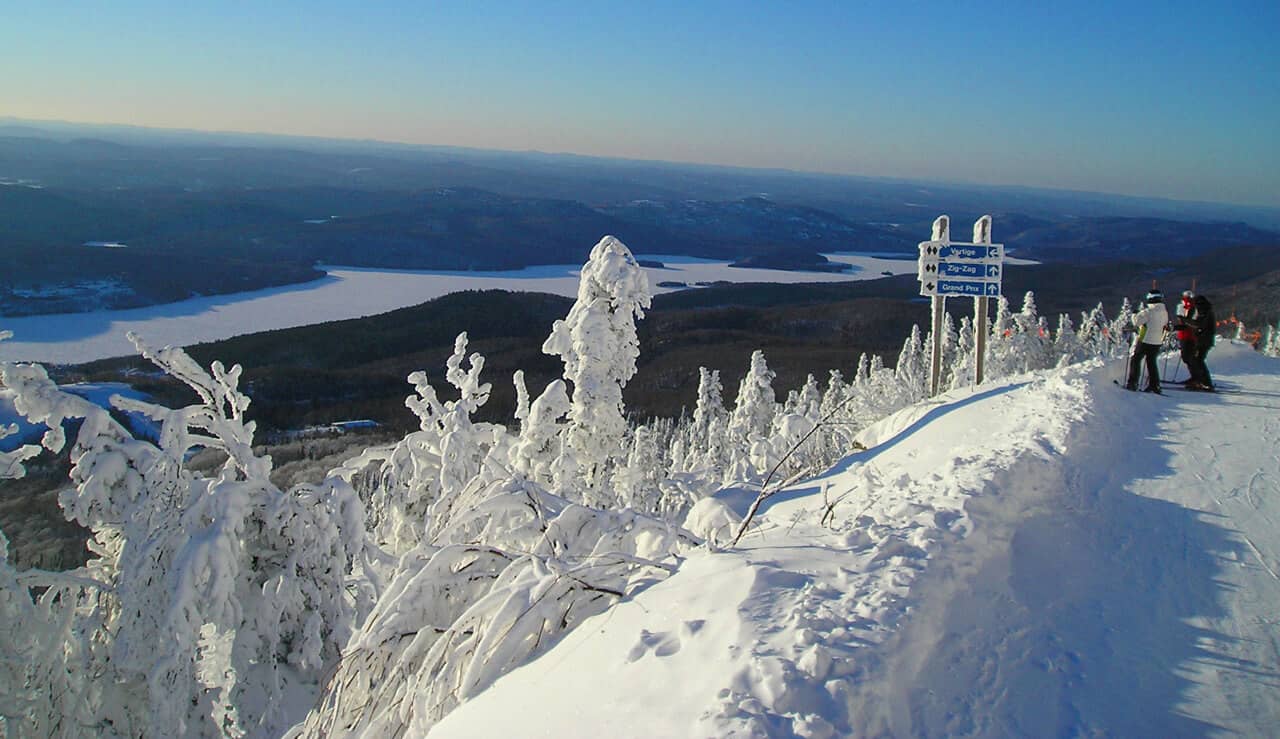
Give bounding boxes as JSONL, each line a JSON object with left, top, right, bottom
{"left": 4, "top": 119, "right": 1279, "bottom": 225}
{"left": 2, "top": 121, "right": 1278, "bottom": 316}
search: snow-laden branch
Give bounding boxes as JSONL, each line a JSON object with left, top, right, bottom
{"left": 0, "top": 334, "right": 371, "bottom": 737}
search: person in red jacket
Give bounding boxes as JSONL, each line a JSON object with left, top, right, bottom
{"left": 1175, "top": 291, "right": 1197, "bottom": 382}
{"left": 1185, "top": 294, "right": 1216, "bottom": 390}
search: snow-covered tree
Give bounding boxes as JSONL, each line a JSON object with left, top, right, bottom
{"left": 509, "top": 371, "right": 571, "bottom": 488}
{"left": 293, "top": 474, "right": 696, "bottom": 737}
{"left": 948, "top": 315, "right": 976, "bottom": 390}
{"left": 1109, "top": 298, "right": 1135, "bottom": 356}
{"left": 0, "top": 334, "right": 369, "bottom": 737}
{"left": 782, "top": 374, "right": 821, "bottom": 419}
{"left": 679, "top": 367, "right": 730, "bottom": 476}
{"left": 345, "top": 332, "right": 505, "bottom": 555}
{"left": 1076, "top": 302, "right": 1111, "bottom": 358}
{"left": 725, "top": 351, "right": 778, "bottom": 483}
{"left": 894, "top": 324, "right": 928, "bottom": 403}
{"left": 1053, "top": 313, "right": 1082, "bottom": 365}
{"left": 937, "top": 311, "right": 960, "bottom": 391}
{"left": 1003, "top": 291, "right": 1052, "bottom": 374}
{"left": 542, "top": 235, "right": 652, "bottom": 505}
{"left": 612, "top": 424, "right": 667, "bottom": 513}
{"left": 984, "top": 295, "right": 1015, "bottom": 380}
{"left": 285, "top": 237, "right": 695, "bottom": 737}
{"left": 1264, "top": 320, "right": 1280, "bottom": 357}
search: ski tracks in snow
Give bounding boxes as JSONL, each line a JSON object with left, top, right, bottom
{"left": 725, "top": 348, "right": 1280, "bottom": 738}
{"left": 844, "top": 346, "right": 1280, "bottom": 738}
{"left": 702, "top": 367, "right": 1092, "bottom": 737}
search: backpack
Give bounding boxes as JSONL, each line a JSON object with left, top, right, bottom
{"left": 1194, "top": 296, "right": 1215, "bottom": 344}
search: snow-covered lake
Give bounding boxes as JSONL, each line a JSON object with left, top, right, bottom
{"left": 0, "top": 253, "right": 917, "bottom": 365}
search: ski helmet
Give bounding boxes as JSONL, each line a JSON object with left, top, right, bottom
{"left": 1145, "top": 289, "right": 1164, "bottom": 304}
{"left": 1181, "top": 290, "right": 1194, "bottom": 300}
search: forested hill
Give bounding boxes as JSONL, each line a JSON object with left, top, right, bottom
{"left": 4, "top": 123, "right": 1278, "bottom": 316}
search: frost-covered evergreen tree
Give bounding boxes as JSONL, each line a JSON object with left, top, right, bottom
{"left": 937, "top": 311, "right": 960, "bottom": 391}
{"left": 680, "top": 366, "right": 730, "bottom": 476}
{"left": 542, "top": 235, "right": 652, "bottom": 505}
{"left": 948, "top": 315, "right": 976, "bottom": 391}
{"left": 1053, "top": 313, "right": 1082, "bottom": 365}
{"left": 1110, "top": 298, "right": 1135, "bottom": 355}
{"left": 510, "top": 371, "right": 571, "bottom": 488}
{"left": 1005, "top": 291, "right": 1052, "bottom": 374}
{"left": 725, "top": 350, "right": 778, "bottom": 483}
{"left": 984, "top": 295, "right": 1015, "bottom": 380}
{"left": 785, "top": 374, "right": 823, "bottom": 419}
{"left": 808, "top": 370, "right": 852, "bottom": 461}
{"left": 612, "top": 424, "right": 666, "bottom": 513}
{"left": 1076, "top": 302, "right": 1111, "bottom": 358}
{"left": 1264, "top": 320, "right": 1280, "bottom": 357}
{"left": 894, "top": 324, "right": 928, "bottom": 404}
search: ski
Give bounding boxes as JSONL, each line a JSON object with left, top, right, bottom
{"left": 1168, "top": 385, "right": 1236, "bottom": 395}
{"left": 1112, "top": 380, "right": 1167, "bottom": 395}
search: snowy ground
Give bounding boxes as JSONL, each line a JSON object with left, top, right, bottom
{"left": 431, "top": 342, "right": 1280, "bottom": 738}
{"left": 0, "top": 253, "right": 917, "bottom": 365}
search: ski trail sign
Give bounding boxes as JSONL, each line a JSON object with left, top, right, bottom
{"left": 920, "top": 215, "right": 1000, "bottom": 395}
{"left": 918, "top": 234, "right": 1004, "bottom": 298}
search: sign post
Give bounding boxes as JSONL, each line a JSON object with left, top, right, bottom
{"left": 972, "top": 215, "right": 993, "bottom": 386}
{"left": 917, "top": 214, "right": 1001, "bottom": 392}
{"left": 928, "top": 216, "right": 948, "bottom": 396}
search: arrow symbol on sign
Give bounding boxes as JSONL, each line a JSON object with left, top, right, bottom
{"left": 986, "top": 283, "right": 1000, "bottom": 296}
{"left": 988, "top": 247, "right": 999, "bottom": 258}
{"left": 987, "top": 265, "right": 1000, "bottom": 278}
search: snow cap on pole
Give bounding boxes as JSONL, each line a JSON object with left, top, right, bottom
{"left": 973, "top": 215, "right": 992, "bottom": 244}
{"left": 931, "top": 215, "right": 950, "bottom": 242}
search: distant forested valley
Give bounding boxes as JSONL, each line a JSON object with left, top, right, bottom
{"left": 3, "top": 121, "right": 1278, "bottom": 317}
{"left": 56, "top": 235, "right": 1280, "bottom": 440}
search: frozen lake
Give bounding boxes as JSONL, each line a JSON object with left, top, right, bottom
{"left": 0, "top": 253, "right": 917, "bottom": 365}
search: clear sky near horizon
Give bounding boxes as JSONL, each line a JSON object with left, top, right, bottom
{"left": 3, "top": 1, "right": 1278, "bottom": 207}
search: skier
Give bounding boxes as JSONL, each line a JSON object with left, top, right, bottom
{"left": 1174, "top": 291, "right": 1198, "bottom": 383}
{"left": 1184, "top": 294, "right": 1216, "bottom": 391}
{"left": 1125, "top": 289, "right": 1168, "bottom": 393}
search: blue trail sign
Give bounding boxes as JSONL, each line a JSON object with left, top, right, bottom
{"left": 938, "top": 262, "right": 1001, "bottom": 278}
{"left": 933, "top": 279, "right": 1002, "bottom": 297}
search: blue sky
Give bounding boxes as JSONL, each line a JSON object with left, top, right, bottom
{"left": 3, "top": 1, "right": 1278, "bottom": 207}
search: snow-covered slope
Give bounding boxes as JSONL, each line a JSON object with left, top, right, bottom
{"left": 431, "top": 342, "right": 1280, "bottom": 737}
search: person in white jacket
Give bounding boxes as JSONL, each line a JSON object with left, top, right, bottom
{"left": 1125, "top": 289, "right": 1170, "bottom": 393}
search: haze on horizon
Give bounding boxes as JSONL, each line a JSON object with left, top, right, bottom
{"left": 3, "top": 1, "right": 1278, "bottom": 208}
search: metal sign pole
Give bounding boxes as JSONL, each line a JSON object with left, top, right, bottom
{"left": 973, "top": 215, "right": 992, "bottom": 386}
